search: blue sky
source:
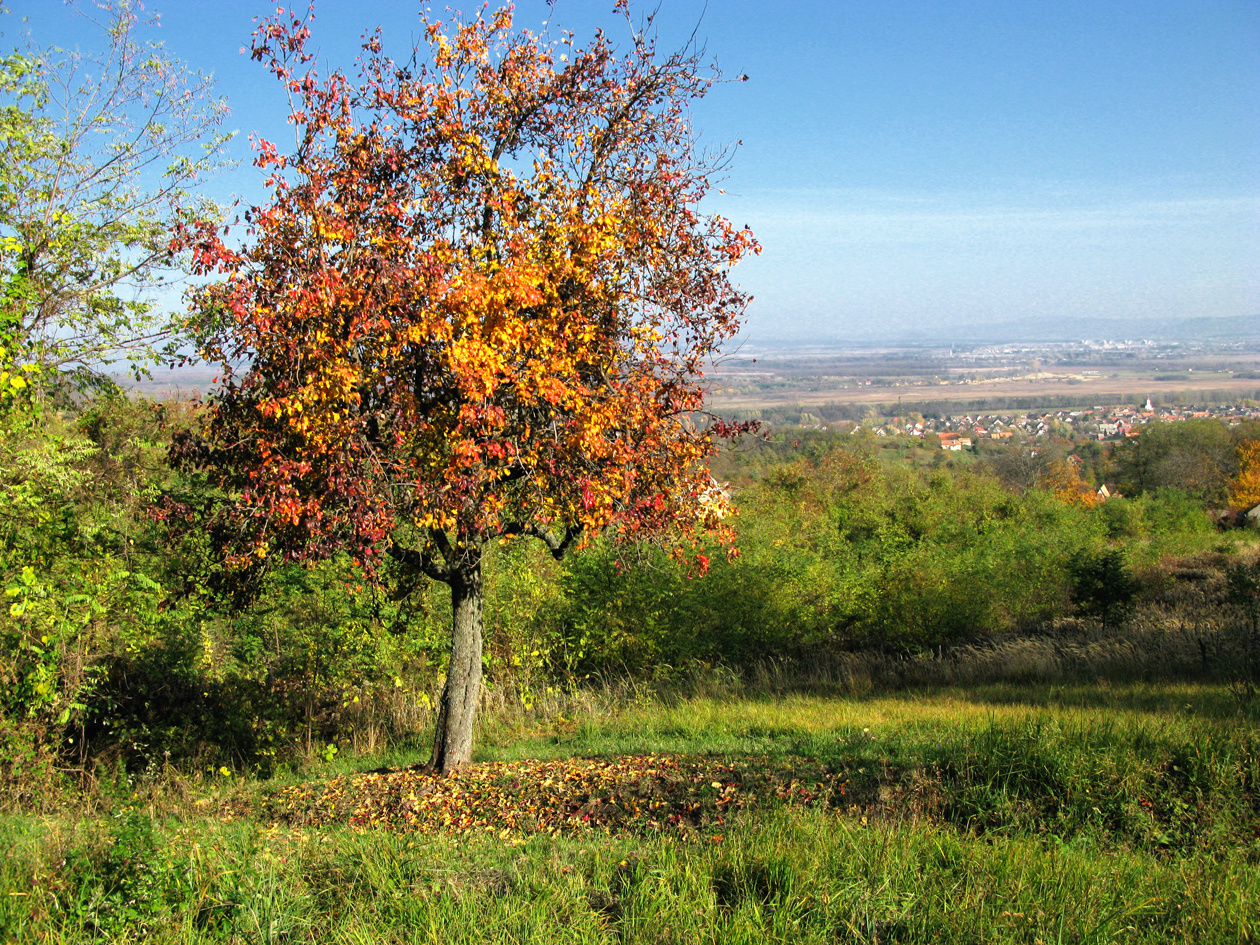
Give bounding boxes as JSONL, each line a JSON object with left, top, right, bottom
{"left": 8, "top": 0, "right": 1258, "bottom": 345}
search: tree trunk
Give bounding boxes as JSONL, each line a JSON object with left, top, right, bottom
{"left": 430, "top": 547, "right": 484, "bottom": 773}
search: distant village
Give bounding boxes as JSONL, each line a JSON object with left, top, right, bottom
{"left": 800, "top": 399, "right": 1260, "bottom": 449}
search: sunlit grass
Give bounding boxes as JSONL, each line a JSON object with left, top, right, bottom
{"left": 480, "top": 681, "right": 1256, "bottom": 764}
{"left": 2, "top": 682, "right": 1256, "bottom": 942}
{"left": 3, "top": 806, "right": 1255, "bottom": 943}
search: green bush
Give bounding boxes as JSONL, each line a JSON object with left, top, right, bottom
{"left": 552, "top": 441, "right": 1232, "bottom": 671}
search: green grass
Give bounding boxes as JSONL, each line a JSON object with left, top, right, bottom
{"left": 2, "top": 682, "right": 1257, "bottom": 943}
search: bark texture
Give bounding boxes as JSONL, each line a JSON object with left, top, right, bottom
{"left": 430, "top": 549, "right": 484, "bottom": 773}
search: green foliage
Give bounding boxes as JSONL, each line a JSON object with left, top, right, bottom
{"left": 1093, "top": 490, "right": 1217, "bottom": 565}
{"left": 1068, "top": 548, "right": 1138, "bottom": 627}
{"left": 1113, "top": 419, "right": 1237, "bottom": 504}
{"left": 481, "top": 540, "right": 566, "bottom": 693}
{"left": 0, "top": 384, "right": 1249, "bottom": 788}
{"left": 0, "top": 5, "right": 233, "bottom": 782}
{"left": 0, "top": 5, "right": 230, "bottom": 386}
{"left": 0, "top": 391, "right": 189, "bottom": 793}
{"left": 556, "top": 446, "right": 1123, "bottom": 669}
{"left": 1225, "top": 556, "right": 1260, "bottom": 682}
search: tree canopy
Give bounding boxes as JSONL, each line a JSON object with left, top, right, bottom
{"left": 1114, "top": 418, "right": 1237, "bottom": 505}
{"left": 0, "top": 0, "right": 230, "bottom": 389}
{"left": 181, "top": 4, "right": 758, "bottom": 770}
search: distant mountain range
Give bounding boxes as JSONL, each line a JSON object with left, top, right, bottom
{"left": 755, "top": 315, "right": 1259, "bottom": 348}
{"left": 924, "top": 315, "right": 1258, "bottom": 345}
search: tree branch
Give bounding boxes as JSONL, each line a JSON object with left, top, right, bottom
{"left": 503, "top": 523, "right": 584, "bottom": 561}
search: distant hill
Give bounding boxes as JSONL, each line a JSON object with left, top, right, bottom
{"left": 909, "top": 315, "right": 1260, "bottom": 346}
{"left": 748, "top": 314, "right": 1259, "bottom": 349}
{"left": 114, "top": 365, "right": 220, "bottom": 399}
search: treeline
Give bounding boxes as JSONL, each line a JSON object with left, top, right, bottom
{"left": 558, "top": 444, "right": 1252, "bottom": 673}
{"left": 3, "top": 388, "right": 1259, "bottom": 797}
{"left": 713, "top": 415, "right": 1260, "bottom": 499}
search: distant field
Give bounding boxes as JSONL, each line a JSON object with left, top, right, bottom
{"left": 116, "top": 366, "right": 219, "bottom": 398}
{"left": 709, "top": 373, "right": 1260, "bottom": 410}
{"left": 119, "top": 346, "right": 1260, "bottom": 411}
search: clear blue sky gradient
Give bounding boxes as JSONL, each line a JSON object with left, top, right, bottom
{"left": 9, "top": 0, "right": 1258, "bottom": 344}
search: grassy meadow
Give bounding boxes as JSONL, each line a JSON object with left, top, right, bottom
{"left": 5, "top": 390, "right": 1260, "bottom": 942}
{"left": 2, "top": 680, "right": 1257, "bottom": 944}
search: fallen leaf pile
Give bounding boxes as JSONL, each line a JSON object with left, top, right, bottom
{"left": 245, "top": 755, "right": 846, "bottom": 838}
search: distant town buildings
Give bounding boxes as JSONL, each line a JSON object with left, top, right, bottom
{"left": 791, "top": 399, "right": 1259, "bottom": 446}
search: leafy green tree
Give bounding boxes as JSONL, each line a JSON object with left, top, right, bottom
{"left": 1112, "top": 419, "right": 1236, "bottom": 505}
{"left": 0, "top": 390, "right": 176, "bottom": 787}
{"left": 0, "top": 1, "right": 230, "bottom": 388}
{"left": 0, "top": 1, "right": 230, "bottom": 788}
{"left": 1068, "top": 548, "right": 1137, "bottom": 628}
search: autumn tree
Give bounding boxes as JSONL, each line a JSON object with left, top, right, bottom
{"left": 1231, "top": 439, "right": 1260, "bottom": 511}
{"left": 180, "top": 5, "right": 757, "bottom": 771}
{"left": 1040, "top": 459, "right": 1101, "bottom": 509}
